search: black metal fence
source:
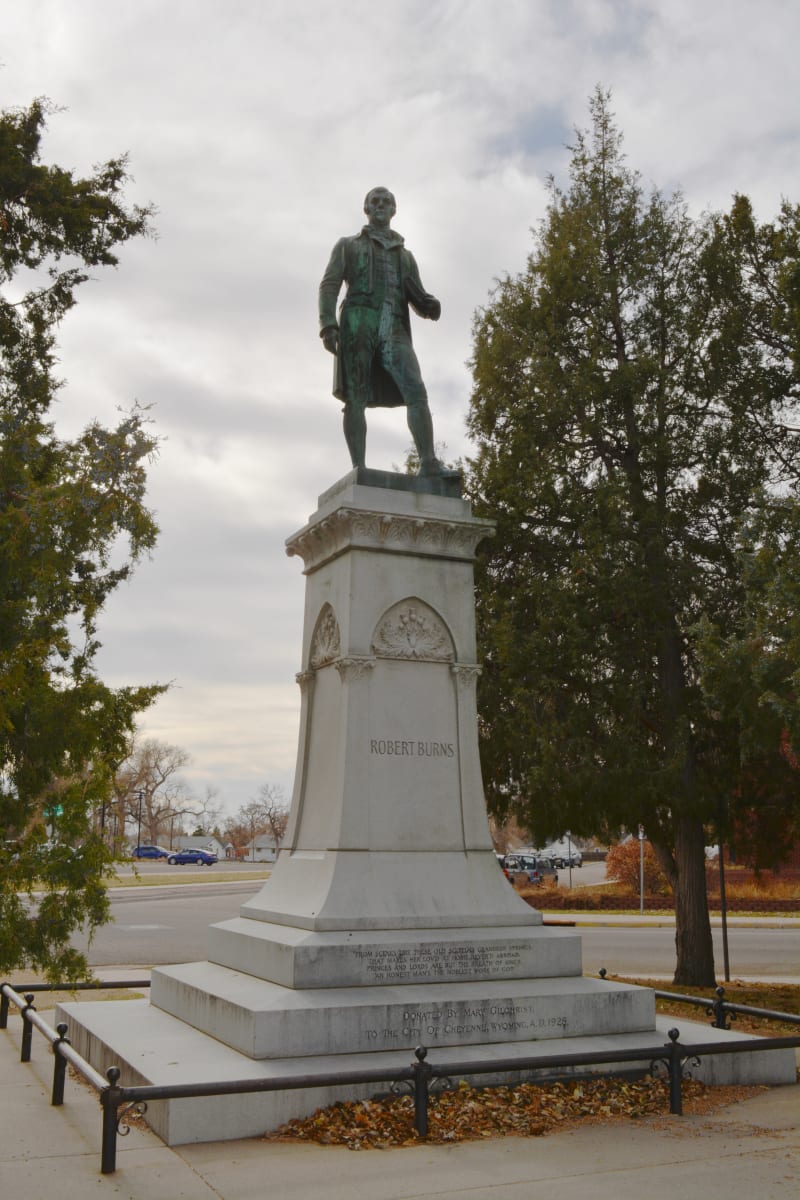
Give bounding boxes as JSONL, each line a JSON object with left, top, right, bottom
{"left": 2, "top": 976, "right": 798, "bottom": 1175}
{"left": 598, "top": 967, "right": 800, "bottom": 1031}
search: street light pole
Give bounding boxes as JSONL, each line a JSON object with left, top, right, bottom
{"left": 135, "top": 790, "right": 144, "bottom": 853}
{"left": 717, "top": 800, "right": 731, "bottom": 983}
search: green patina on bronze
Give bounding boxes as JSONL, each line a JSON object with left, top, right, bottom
{"left": 319, "top": 187, "right": 457, "bottom": 479}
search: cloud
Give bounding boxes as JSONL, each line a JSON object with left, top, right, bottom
{"left": 4, "top": 0, "right": 799, "bottom": 813}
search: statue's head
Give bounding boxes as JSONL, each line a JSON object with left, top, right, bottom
{"left": 363, "top": 186, "right": 396, "bottom": 227}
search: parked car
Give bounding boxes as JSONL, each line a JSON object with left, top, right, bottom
{"left": 538, "top": 844, "right": 582, "bottom": 869}
{"left": 503, "top": 854, "right": 541, "bottom": 884}
{"left": 502, "top": 854, "right": 558, "bottom": 885}
{"left": 167, "top": 849, "right": 218, "bottom": 866}
{"left": 496, "top": 853, "right": 510, "bottom": 880}
{"left": 132, "top": 845, "right": 170, "bottom": 860}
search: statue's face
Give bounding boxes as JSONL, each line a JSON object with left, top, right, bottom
{"left": 364, "top": 188, "right": 396, "bottom": 228}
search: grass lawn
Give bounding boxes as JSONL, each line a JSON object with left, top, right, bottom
{"left": 107, "top": 868, "right": 271, "bottom": 887}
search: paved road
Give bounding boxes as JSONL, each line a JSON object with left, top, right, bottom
{"left": 577, "top": 923, "right": 798, "bottom": 980}
{"left": 72, "top": 879, "right": 262, "bottom": 965}
{"left": 69, "top": 879, "right": 800, "bottom": 980}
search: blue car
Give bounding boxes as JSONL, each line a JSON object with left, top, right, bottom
{"left": 167, "top": 849, "right": 218, "bottom": 866}
{"left": 133, "top": 845, "right": 170, "bottom": 860}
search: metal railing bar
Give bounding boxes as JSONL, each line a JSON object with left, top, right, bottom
{"left": 1, "top": 979, "right": 150, "bottom": 1030}
{"left": 654, "top": 988, "right": 800, "bottom": 1026}
{"left": 105, "top": 1065, "right": 418, "bottom": 1103}
{"left": 3, "top": 979, "right": 151, "bottom": 993}
{"left": 655, "top": 990, "right": 716, "bottom": 1007}
{"left": 94, "top": 1032, "right": 800, "bottom": 1107}
{"left": 2, "top": 982, "right": 111, "bottom": 1090}
{"left": 709, "top": 1001, "right": 799, "bottom": 1025}
{"left": 55, "top": 1038, "right": 113, "bottom": 1092}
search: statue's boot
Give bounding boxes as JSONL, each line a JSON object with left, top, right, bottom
{"left": 418, "top": 456, "right": 461, "bottom": 480}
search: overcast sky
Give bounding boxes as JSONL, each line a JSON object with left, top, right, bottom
{"left": 4, "top": 1, "right": 799, "bottom": 819}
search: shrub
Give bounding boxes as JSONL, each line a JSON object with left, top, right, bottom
{"left": 605, "top": 839, "right": 671, "bottom": 894}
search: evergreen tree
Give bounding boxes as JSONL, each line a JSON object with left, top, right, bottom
{"left": 0, "top": 99, "right": 163, "bottom": 980}
{"left": 466, "top": 89, "right": 800, "bottom": 984}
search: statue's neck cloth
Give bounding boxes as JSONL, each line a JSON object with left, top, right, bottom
{"left": 363, "top": 225, "right": 405, "bottom": 251}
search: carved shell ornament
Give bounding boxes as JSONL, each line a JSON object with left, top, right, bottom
{"left": 372, "top": 600, "right": 454, "bottom": 662}
{"left": 310, "top": 605, "right": 341, "bottom": 668}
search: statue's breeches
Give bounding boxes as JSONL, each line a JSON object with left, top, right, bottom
{"left": 339, "top": 302, "right": 428, "bottom": 410}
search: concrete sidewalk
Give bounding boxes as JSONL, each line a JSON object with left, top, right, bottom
{"left": 2, "top": 1010, "right": 797, "bottom": 1200}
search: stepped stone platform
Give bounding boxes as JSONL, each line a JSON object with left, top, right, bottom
{"left": 58, "top": 998, "right": 795, "bottom": 1146}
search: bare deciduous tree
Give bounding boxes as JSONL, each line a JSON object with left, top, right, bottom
{"left": 112, "top": 737, "right": 192, "bottom": 848}
{"left": 225, "top": 784, "right": 289, "bottom": 859}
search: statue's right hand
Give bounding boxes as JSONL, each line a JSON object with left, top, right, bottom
{"left": 321, "top": 327, "right": 339, "bottom": 355}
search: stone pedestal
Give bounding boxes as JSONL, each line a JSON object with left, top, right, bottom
{"left": 59, "top": 471, "right": 794, "bottom": 1145}
{"left": 149, "top": 471, "right": 592, "bottom": 1045}
{"left": 201, "top": 471, "right": 559, "bottom": 958}
{"left": 252, "top": 469, "right": 538, "bottom": 935}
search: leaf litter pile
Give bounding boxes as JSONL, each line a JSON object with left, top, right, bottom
{"left": 264, "top": 1076, "right": 766, "bottom": 1150}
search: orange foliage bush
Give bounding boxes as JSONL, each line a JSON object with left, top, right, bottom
{"left": 605, "top": 838, "right": 671, "bottom": 894}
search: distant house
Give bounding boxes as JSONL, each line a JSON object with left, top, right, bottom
{"left": 243, "top": 834, "right": 280, "bottom": 863}
{"left": 176, "top": 835, "right": 226, "bottom": 859}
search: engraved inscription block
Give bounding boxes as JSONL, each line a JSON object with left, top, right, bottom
{"left": 363, "top": 998, "right": 570, "bottom": 1048}
{"left": 366, "top": 658, "right": 462, "bottom": 851}
{"left": 350, "top": 941, "right": 528, "bottom": 985}
{"left": 207, "top": 919, "right": 579, "bottom": 989}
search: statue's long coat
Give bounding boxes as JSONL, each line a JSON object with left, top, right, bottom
{"left": 319, "top": 228, "right": 440, "bottom": 407}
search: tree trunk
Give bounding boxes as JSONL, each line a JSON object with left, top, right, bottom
{"left": 672, "top": 813, "right": 716, "bottom": 986}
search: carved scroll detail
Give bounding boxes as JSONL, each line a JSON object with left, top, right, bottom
{"left": 310, "top": 604, "right": 341, "bottom": 669}
{"left": 335, "top": 656, "right": 376, "bottom": 683}
{"left": 451, "top": 663, "right": 482, "bottom": 693}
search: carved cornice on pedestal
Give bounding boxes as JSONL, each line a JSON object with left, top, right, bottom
{"left": 286, "top": 506, "right": 494, "bottom": 573}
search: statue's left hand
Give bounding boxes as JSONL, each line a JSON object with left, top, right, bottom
{"left": 321, "top": 326, "right": 339, "bottom": 355}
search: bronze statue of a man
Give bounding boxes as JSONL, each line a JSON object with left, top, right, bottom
{"left": 319, "top": 187, "right": 453, "bottom": 477}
